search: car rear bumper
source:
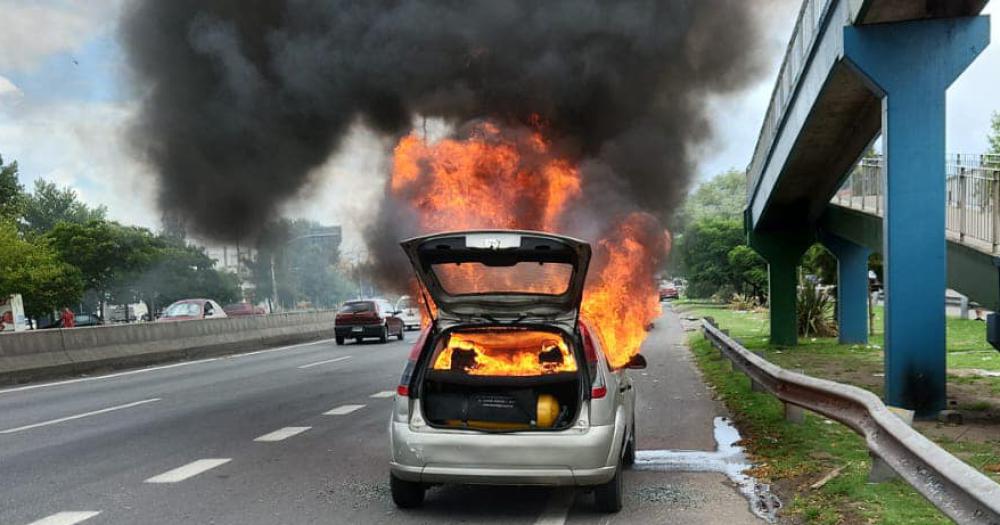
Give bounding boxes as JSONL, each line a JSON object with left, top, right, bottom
{"left": 335, "top": 325, "right": 383, "bottom": 338}
{"left": 389, "top": 421, "right": 621, "bottom": 486}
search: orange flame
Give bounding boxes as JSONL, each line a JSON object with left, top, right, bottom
{"left": 432, "top": 329, "right": 577, "bottom": 376}
{"left": 391, "top": 120, "right": 669, "bottom": 370}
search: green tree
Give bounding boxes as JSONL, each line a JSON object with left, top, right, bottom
{"left": 22, "top": 180, "right": 107, "bottom": 234}
{"left": 127, "top": 237, "right": 241, "bottom": 311}
{"left": 727, "top": 245, "right": 768, "bottom": 302}
{"left": 43, "top": 220, "right": 159, "bottom": 313}
{"left": 675, "top": 217, "right": 745, "bottom": 298}
{"left": 0, "top": 220, "right": 84, "bottom": 320}
{"left": 672, "top": 169, "right": 746, "bottom": 233}
{"left": 0, "top": 155, "right": 25, "bottom": 221}
{"left": 801, "top": 244, "right": 837, "bottom": 285}
{"left": 989, "top": 111, "right": 1000, "bottom": 156}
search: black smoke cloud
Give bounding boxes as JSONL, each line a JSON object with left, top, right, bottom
{"left": 122, "top": 0, "right": 768, "bottom": 285}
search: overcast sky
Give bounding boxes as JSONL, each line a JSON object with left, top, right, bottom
{"left": 1, "top": 1, "right": 998, "bottom": 252}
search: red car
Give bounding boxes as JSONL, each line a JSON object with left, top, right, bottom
{"left": 223, "top": 303, "right": 265, "bottom": 317}
{"left": 335, "top": 299, "right": 405, "bottom": 345}
{"left": 659, "top": 283, "right": 679, "bottom": 300}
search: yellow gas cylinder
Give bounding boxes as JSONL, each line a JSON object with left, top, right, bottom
{"left": 536, "top": 394, "right": 560, "bottom": 428}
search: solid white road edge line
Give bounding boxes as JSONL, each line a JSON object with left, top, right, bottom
{"left": 297, "top": 356, "right": 353, "bottom": 369}
{"left": 534, "top": 488, "right": 574, "bottom": 525}
{"left": 0, "top": 360, "right": 217, "bottom": 396}
{"left": 0, "top": 398, "right": 162, "bottom": 434}
{"left": 26, "top": 511, "right": 101, "bottom": 525}
{"left": 324, "top": 404, "right": 365, "bottom": 415}
{"left": 0, "top": 337, "right": 341, "bottom": 396}
{"left": 253, "top": 426, "right": 311, "bottom": 442}
{"left": 369, "top": 390, "right": 396, "bottom": 398}
{"left": 145, "top": 458, "right": 232, "bottom": 483}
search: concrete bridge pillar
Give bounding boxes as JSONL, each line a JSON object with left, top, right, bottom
{"left": 820, "top": 232, "right": 870, "bottom": 345}
{"left": 844, "top": 17, "right": 990, "bottom": 416}
{"left": 749, "top": 230, "right": 812, "bottom": 347}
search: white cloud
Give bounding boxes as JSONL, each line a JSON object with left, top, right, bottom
{"left": 0, "top": 99, "right": 159, "bottom": 229}
{"left": 0, "top": 74, "right": 22, "bottom": 107}
{"left": 0, "top": 0, "right": 122, "bottom": 71}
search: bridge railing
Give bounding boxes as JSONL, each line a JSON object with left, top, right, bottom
{"left": 747, "top": 0, "right": 837, "bottom": 200}
{"left": 832, "top": 154, "right": 1000, "bottom": 253}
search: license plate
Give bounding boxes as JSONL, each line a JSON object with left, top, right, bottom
{"left": 351, "top": 327, "right": 363, "bottom": 333}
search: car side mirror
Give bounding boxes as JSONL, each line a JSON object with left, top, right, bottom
{"left": 392, "top": 310, "right": 402, "bottom": 316}
{"left": 625, "top": 354, "right": 647, "bottom": 370}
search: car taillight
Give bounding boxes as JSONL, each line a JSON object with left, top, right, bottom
{"left": 397, "top": 384, "right": 410, "bottom": 397}
{"left": 397, "top": 327, "right": 431, "bottom": 397}
{"left": 591, "top": 386, "right": 607, "bottom": 399}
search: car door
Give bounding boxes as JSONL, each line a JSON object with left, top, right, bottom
{"left": 382, "top": 300, "right": 402, "bottom": 334}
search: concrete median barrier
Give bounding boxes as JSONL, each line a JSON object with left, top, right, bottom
{"left": 0, "top": 311, "right": 338, "bottom": 385}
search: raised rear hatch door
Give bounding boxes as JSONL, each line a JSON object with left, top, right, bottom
{"left": 401, "top": 230, "right": 591, "bottom": 324}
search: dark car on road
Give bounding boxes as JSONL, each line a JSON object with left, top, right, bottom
{"left": 335, "top": 299, "right": 404, "bottom": 345}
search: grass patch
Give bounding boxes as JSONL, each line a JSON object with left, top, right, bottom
{"left": 676, "top": 302, "right": 1000, "bottom": 523}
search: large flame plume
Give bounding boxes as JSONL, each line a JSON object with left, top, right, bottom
{"left": 390, "top": 121, "right": 669, "bottom": 368}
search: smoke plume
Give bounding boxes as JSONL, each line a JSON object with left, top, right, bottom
{"left": 122, "top": 0, "right": 768, "bottom": 288}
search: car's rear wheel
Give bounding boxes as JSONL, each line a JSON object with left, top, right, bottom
{"left": 335, "top": 336, "right": 345, "bottom": 346}
{"left": 396, "top": 327, "right": 405, "bottom": 341}
{"left": 379, "top": 324, "right": 389, "bottom": 344}
{"left": 594, "top": 457, "right": 624, "bottom": 513}
{"left": 623, "top": 420, "right": 636, "bottom": 467}
{"left": 390, "top": 474, "right": 425, "bottom": 508}
{"left": 355, "top": 337, "right": 363, "bottom": 344}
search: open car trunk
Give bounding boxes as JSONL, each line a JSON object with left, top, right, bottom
{"left": 419, "top": 326, "right": 585, "bottom": 432}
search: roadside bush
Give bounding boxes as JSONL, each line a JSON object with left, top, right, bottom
{"left": 797, "top": 275, "right": 838, "bottom": 337}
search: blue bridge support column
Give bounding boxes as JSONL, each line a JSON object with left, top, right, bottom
{"left": 819, "top": 231, "right": 870, "bottom": 345}
{"left": 749, "top": 230, "right": 813, "bottom": 347}
{"left": 844, "top": 17, "right": 990, "bottom": 417}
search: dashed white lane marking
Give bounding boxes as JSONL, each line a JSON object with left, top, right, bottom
{"left": 254, "top": 426, "right": 311, "bottom": 442}
{"left": 26, "top": 511, "right": 101, "bottom": 525}
{"left": 534, "top": 488, "right": 574, "bottom": 525}
{"left": 297, "top": 356, "right": 353, "bottom": 369}
{"left": 145, "top": 458, "right": 232, "bottom": 483}
{"left": 369, "top": 390, "right": 396, "bottom": 398}
{"left": 0, "top": 398, "right": 161, "bottom": 434}
{"left": 324, "top": 404, "right": 365, "bottom": 415}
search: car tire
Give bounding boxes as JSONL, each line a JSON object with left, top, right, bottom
{"left": 335, "top": 336, "right": 345, "bottom": 346}
{"left": 355, "top": 337, "right": 363, "bottom": 344}
{"left": 623, "top": 421, "right": 636, "bottom": 468}
{"left": 379, "top": 325, "right": 389, "bottom": 344}
{"left": 396, "top": 327, "right": 405, "bottom": 341}
{"left": 390, "top": 473, "right": 425, "bottom": 508}
{"left": 594, "top": 457, "right": 624, "bottom": 513}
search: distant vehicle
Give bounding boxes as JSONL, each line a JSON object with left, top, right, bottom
{"left": 394, "top": 295, "right": 422, "bottom": 331}
{"left": 38, "top": 313, "right": 104, "bottom": 329}
{"left": 334, "top": 299, "right": 404, "bottom": 345}
{"left": 105, "top": 302, "right": 150, "bottom": 323}
{"left": 389, "top": 230, "right": 644, "bottom": 512}
{"left": 223, "top": 303, "right": 265, "bottom": 317}
{"left": 659, "top": 281, "right": 679, "bottom": 300}
{"left": 157, "top": 299, "right": 227, "bottom": 322}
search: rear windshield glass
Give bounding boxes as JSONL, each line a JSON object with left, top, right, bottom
{"left": 162, "top": 302, "right": 201, "bottom": 317}
{"left": 339, "top": 301, "right": 374, "bottom": 313}
{"left": 431, "top": 262, "right": 573, "bottom": 295}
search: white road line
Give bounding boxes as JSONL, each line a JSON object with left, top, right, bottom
{"left": 369, "top": 390, "right": 396, "bottom": 398}
{"left": 26, "top": 511, "right": 101, "bottom": 525}
{"left": 0, "top": 337, "right": 340, "bottom": 397}
{"left": 145, "top": 458, "right": 232, "bottom": 483}
{"left": 297, "top": 355, "right": 352, "bottom": 369}
{"left": 324, "top": 404, "right": 365, "bottom": 415}
{"left": 0, "top": 398, "right": 161, "bottom": 434}
{"left": 0, "top": 360, "right": 217, "bottom": 396}
{"left": 534, "top": 488, "right": 574, "bottom": 525}
{"left": 254, "top": 426, "right": 311, "bottom": 442}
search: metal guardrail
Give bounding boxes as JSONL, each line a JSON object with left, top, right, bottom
{"left": 702, "top": 319, "right": 1000, "bottom": 524}
{"left": 832, "top": 154, "right": 1000, "bottom": 254}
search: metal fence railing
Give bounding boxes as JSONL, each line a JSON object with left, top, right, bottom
{"left": 831, "top": 154, "right": 1000, "bottom": 254}
{"left": 747, "top": 0, "right": 839, "bottom": 201}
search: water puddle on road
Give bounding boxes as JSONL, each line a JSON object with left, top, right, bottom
{"left": 634, "top": 416, "right": 782, "bottom": 522}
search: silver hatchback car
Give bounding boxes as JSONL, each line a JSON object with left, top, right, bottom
{"left": 389, "top": 230, "right": 646, "bottom": 512}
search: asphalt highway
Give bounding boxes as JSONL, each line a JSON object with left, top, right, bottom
{"left": 1, "top": 307, "right": 763, "bottom": 525}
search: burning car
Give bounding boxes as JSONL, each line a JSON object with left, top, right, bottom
{"left": 389, "top": 230, "right": 646, "bottom": 512}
